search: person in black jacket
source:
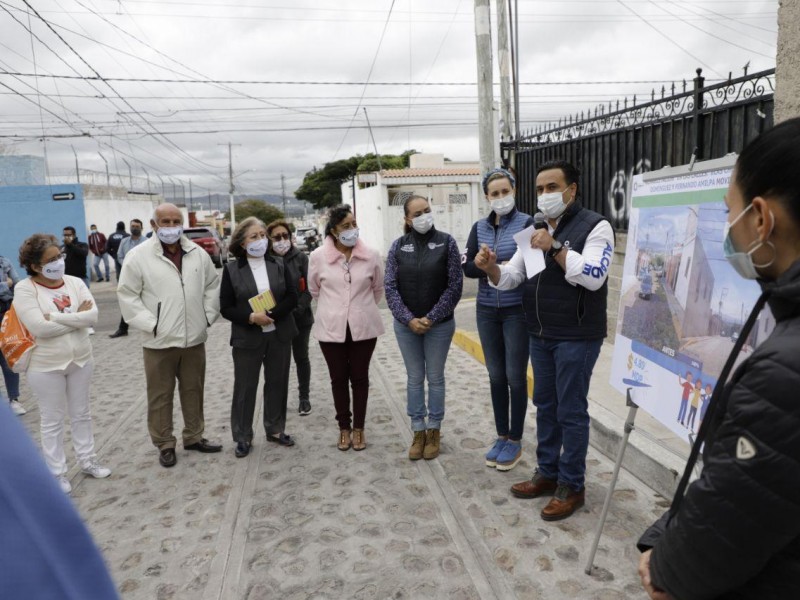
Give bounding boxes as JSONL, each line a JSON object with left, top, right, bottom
{"left": 267, "top": 220, "right": 314, "bottom": 416}
{"left": 60, "top": 226, "right": 89, "bottom": 287}
{"left": 638, "top": 117, "right": 800, "bottom": 599}
{"left": 385, "top": 195, "right": 463, "bottom": 461}
{"left": 105, "top": 221, "right": 129, "bottom": 282}
{"left": 220, "top": 217, "right": 298, "bottom": 458}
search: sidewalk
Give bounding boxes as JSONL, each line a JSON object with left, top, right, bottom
{"left": 13, "top": 282, "right": 661, "bottom": 599}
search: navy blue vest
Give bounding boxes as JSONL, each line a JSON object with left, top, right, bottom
{"left": 394, "top": 228, "right": 453, "bottom": 321}
{"left": 523, "top": 203, "right": 610, "bottom": 340}
{"left": 474, "top": 209, "right": 533, "bottom": 308}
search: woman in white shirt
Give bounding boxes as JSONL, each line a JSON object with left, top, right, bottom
{"left": 220, "top": 217, "right": 299, "bottom": 458}
{"left": 13, "top": 234, "right": 111, "bottom": 494}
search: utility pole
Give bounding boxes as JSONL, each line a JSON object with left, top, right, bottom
{"left": 363, "top": 107, "right": 382, "bottom": 171}
{"left": 189, "top": 179, "right": 193, "bottom": 212}
{"left": 474, "top": 0, "right": 498, "bottom": 175}
{"left": 496, "top": 0, "right": 512, "bottom": 141}
{"left": 509, "top": 0, "right": 521, "bottom": 142}
{"left": 219, "top": 142, "right": 240, "bottom": 231}
{"left": 281, "top": 173, "right": 286, "bottom": 216}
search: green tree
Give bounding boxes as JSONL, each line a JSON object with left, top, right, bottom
{"left": 295, "top": 150, "right": 416, "bottom": 210}
{"left": 225, "top": 199, "right": 284, "bottom": 225}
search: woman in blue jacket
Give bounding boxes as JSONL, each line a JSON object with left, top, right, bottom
{"left": 463, "top": 168, "right": 534, "bottom": 471}
{"left": 385, "top": 195, "right": 463, "bottom": 461}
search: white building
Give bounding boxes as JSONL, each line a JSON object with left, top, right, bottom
{"left": 340, "top": 154, "right": 486, "bottom": 257}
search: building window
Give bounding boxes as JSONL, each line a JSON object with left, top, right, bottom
{"left": 390, "top": 191, "right": 416, "bottom": 207}
{"left": 448, "top": 193, "right": 468, "bottom": 205}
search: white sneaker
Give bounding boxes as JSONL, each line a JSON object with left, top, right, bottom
{"left": 57, "top": 475, "right": 72, "bottom": 494}
{"left": 9, "top": 400, "right": 26, "bottom": 415}
{"left": 81, "top": 460, "right": 111, "bottom": 479}
{"left": 89, "top": 327, "right": 96, "bottom": 335}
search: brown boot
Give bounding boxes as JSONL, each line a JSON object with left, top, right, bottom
{"left": 510, "top": 469, "right": 558, "bottom": 499}
{"left": 408, "top": 431, "right": 426, "bottom": 460}
{"left": 423, "top": 429, "right": 440, "bottom": 460}
{"left": 338, "top": 429, "right": 351, "bottom": 451}
{"left": 352, "top": 428, "right": 366, "bottom": 451}
{"left": 541, "top": 484, "right": 585, "bottom": 521}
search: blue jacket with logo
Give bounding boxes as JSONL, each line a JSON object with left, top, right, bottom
{"left": 463, "top": 208, "right": 534, "bottom": 308}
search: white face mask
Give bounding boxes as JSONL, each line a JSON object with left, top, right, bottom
{"left": 411, "top": 213, "right": 434, "bottom": 234}
{"left": 246, "top": 238, "right": 268, "bottom": 257}
{"left": 42, "top": 258, "right": 66, "bottom": 281}
{"left": 490, "top": 195, "right": 515, "bottom": 216}
{"left": 338, "top": 228, "right": 359, "bottom": 247}
{"left": 272, "top": 240, "right": 291, "bottom": 256}
{"left": 537, "top": 188, "right": 570, "bottom": 219}
{"left": 156, "top": 226, "right": 183, "bottom": 245}
{"left": 722, "top": 204, "right": 775, "bottom": 280}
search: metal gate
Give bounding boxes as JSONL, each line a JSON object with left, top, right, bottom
{"left": 503, "top": 68, "right": 775, "bottom": 230}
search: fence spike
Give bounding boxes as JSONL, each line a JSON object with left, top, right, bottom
{"left": 633, "top": 94, "right": 637, "bottom": 105}
{"left": 671, "top": 82, "right": 675, "bottom": 96}
{"left": 682, "top": 79, "right": 687, "bottom": 93}
{"left": 616, "top": 99, "right": 620, "bottom": 111}
{"left": 661, "top": 85, "right": 665, "bottom": 98}
{"left": 651, "top": 89, "right": 655, "bottom": 101}
{"left": 624, "top": 97, "right": 628, "bottom": 109}
{"left": 728, "top": 71, "right": 732, "bottom": 82}
{"left": 609, "top": 101, "right": 613, "bottom": 113}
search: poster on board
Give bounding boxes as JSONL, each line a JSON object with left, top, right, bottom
{"left": 609, "top": 166, "right": 775, "bottom": 445}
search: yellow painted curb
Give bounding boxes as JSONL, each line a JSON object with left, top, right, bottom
{"left": 452, "top": 329, "right": 534, "bottom": 398}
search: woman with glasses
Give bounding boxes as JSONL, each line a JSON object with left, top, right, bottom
{"left": 267, "top": 220, "right": 314, "bottom": 417}
{"left": 220, "top": 217, "right": 298, "bottom": 458}
{"left": 13, "top": 234, "right": 111, "bottom": 494}
{"left": 308, "top": 204, "right": 384, "bottom": 451}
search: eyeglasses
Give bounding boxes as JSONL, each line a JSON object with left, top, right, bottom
{"left": 270, "top": 233, "right": 291, "bottom": 241}
{"left": 342, "top": 261, "right": 351, "bottom": 284}
{"left": 43, "top": 253, "right": 66, "bottom": 265}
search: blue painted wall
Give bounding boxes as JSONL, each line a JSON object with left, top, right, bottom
{"left": 0, "top": 185, "right": 87, "bottom": 277}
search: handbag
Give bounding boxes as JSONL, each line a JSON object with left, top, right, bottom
{"left": 0, "top": 304, "right": 36, "bottom": 373}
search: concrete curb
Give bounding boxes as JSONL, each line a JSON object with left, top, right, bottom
{"left": 452, "top": 329, "right": 683, "bottom": 500}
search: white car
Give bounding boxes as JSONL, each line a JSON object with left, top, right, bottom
{"left": 295, "top": 227, "right": 319, "bottom": 253}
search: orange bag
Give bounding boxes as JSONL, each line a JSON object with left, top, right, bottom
{"left": 0, "top": 305, "right": 36, "bottom": 373}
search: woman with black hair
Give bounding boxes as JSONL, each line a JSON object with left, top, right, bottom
{"left": 638, "top": 117, "right": 800, "bottom": 599}
{"left": 308, "top": 205, "right": 384, "bottom": 451}
{"left": 385, "top": 195, "right": 462, "bottom": 460}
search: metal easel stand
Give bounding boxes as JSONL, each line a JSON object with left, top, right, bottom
{"left": 584, "top": 388, "right": 638, "bottom": 575}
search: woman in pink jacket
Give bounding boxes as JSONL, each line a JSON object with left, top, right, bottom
{"left": 308, "top": 205, "right": 384, "bottom": 451}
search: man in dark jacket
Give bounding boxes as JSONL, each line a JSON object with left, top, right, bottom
{"left": 106, "top": 221, "right": 129, "bottom": 282}
{"left": 61, "top": 226, "right": 89, "bottom": 287}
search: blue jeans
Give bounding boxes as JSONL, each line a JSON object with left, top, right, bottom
{"left": 476, "top": 303, "right": 529, "bottom": 440}
{"left": 0, "top": 346, "right": 20, "bottom": 400}
{"left": 93, "top": 253, "right": 110, "bottom": 280}
{"left": 529, "top": 336, "right": 603, "bottom": 491}
{"left": 393, "top": 318, "right": 456, "bottom": 431}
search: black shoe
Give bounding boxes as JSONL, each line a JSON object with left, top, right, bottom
{"left": 159, "top": 448, "right": 177, "bottom": 467}
{"left": 184, "top": 438, "right": 222, "bottom": 453}
{"left": 267, "top": 433, "right": 295, "bottom": 447}
{"left": 235, "top": 441, "right": 250, "bottom": 458}
{"left": 97, "top": 278, "right": 105, "bottom": 282}
{"left": 109, "top": 329, "right": 128, "bottom": 338}
{"left": 299, "top": 400, "right": 312, "bottom": 416}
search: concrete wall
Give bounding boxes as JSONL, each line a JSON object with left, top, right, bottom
{"left": 0, "top": 155, "right": 46, "bottom": 186}
{"left": 350, "top": 186, "right": 385, "bottom": 255}
{"left": 0, "top": 184, "right": 87, "bottom": 274}
{"left": 83, "top": 185, "right": 161, "bottom": 240}
{"left": 776, "top": 0, "right": 800, "bottom": 122}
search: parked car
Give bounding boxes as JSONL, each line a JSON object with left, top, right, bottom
{"left": 184, "top": 227, "right": 228, "bottom": 267}
{"left": 638, "top": 273, "right": 653, "bottom": 300}
{"left": 295, "top": 227, "right": 319, "bottom": 253}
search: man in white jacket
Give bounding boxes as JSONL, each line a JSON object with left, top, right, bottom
{"left": 117, "top": 203, "right": 222, "bottom": 468}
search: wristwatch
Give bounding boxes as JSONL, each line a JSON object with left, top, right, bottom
{"left": 547, "top": 240, "right": 564, "bottom": 258}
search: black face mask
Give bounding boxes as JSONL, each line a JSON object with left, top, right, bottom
{"left": 131, "top": 228, "right": 142, "bottom": 236}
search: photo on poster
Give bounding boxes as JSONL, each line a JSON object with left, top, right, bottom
{"left": 611, "top": 168, "right": 775, "bottom": 445}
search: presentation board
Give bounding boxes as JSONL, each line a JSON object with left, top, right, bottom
{"left": 609, "top": 167, "right": 775, "bottom": 444}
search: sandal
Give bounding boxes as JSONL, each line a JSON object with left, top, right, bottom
{"left": 267, "top": 433, "right": 295, "bottom": 447}
{"left": 338, "top": 429, "right": 351, "bottom": 451}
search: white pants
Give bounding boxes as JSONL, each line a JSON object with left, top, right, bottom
{"left": 27, "top": 361, "right": 97, "bottom": 476}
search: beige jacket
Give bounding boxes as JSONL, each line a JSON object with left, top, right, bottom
{"left": 13, "top": 276, "right": 97, "bottom": 372}
{"left": 117, "top": 235, "right": 220, "bottom": 349}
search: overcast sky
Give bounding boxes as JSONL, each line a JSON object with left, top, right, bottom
{"left": 0, "top": 0, "right": 779, "bottom": 199}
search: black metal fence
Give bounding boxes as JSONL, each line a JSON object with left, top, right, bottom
{"left": 503, "top": 68, "right": 775, "bottom": 231}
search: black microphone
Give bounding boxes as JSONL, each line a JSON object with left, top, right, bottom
{"left": 534, "top": 212, "right": 547, "bottom": 230}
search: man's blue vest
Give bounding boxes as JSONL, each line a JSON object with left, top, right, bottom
{"left": 523, "top": 202, "right": 611, "bottom": 340}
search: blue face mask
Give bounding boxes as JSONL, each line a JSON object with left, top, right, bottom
{"left": 722, "top": 203, "right": 774, "bottom": 280}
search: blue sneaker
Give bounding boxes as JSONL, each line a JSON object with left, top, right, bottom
{"left": 495, "top": 439, "right": 522, "bottom": 472}
{"left": 485, "top": 438, "right": 508, "bottom": 468}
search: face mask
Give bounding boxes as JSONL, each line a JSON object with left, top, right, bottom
{"left": 722, "top": 204, "right": 775, "bottom": 280}
{"left": 156, "top": 226, "right": 183, "bottom": 245}
{"left": 131, "top": 228, "right": 142, "bottom": 236}
{"left": 338, "top": 228, "right": 359, "bottom": 247}
{"left": 272, "top": 240, "right": 291, "bottom": 256}
{"left": 42, "top": 258, "right": 66, "bottom": 281}
{"left": 90, "top": 229, "right": 97, "bottom": 234}
{"left": 246, "top": 238, "right": 268, "bottom": 257}
{"left": 537, "top": 189, "right": 570, "bottom": 219}
{"left": 411, "top": 213, "right": 434, "bottom": 234}
{"left": 490, "top": 195, "right": 515, "bottom": 216}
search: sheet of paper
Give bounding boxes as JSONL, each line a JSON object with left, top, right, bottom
{"left": 512, "top": 225, "right": 546, "bottom": 279}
